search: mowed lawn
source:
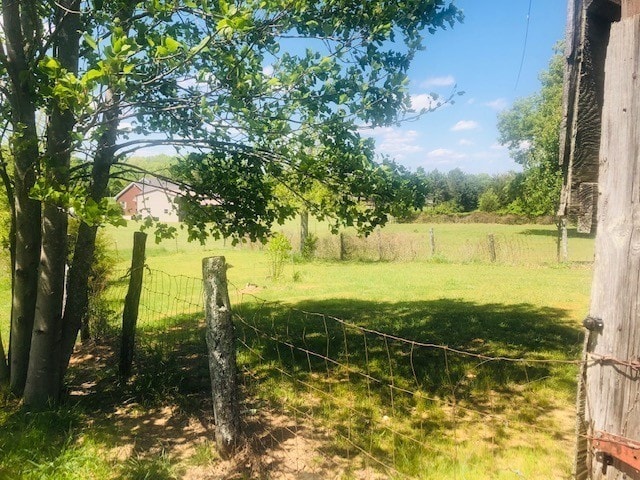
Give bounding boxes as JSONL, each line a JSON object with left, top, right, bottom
{"left": 0, "top": 220, "right": 594, "bottom": 479}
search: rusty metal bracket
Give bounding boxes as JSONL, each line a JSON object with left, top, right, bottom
{"left": 591, "top": 431, "right": 640, "bottom": 474}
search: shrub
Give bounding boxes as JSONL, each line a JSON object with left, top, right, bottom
{"left": 478, "top": 189, "right": 500, "bottom": 212}
{"left": 300, "top": 233, "right": 318, "bottom": 260}
{"left": 424, "top": 200, "right": 463, "bottom": 215}
{"left": 267, "top": 232, "right": 292, "bottom": 280}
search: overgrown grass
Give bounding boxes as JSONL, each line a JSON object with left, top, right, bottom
{"left": 0, "top": 220, "right": 594, "bottom": 478}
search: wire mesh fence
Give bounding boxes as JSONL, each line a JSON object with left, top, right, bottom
{"left": 100, "top": 265, "right": 582, "bottom": 478}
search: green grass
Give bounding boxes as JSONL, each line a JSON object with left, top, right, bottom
{"left": 0, "top": 219, "right": 594, "bottom": 479}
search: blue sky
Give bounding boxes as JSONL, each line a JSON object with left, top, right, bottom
{"left": 363, "top": 0, "right": 568, "bottom": 174}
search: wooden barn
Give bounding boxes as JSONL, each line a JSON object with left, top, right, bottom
{"left": 561, "top": 1, "right": 640, "bottom": 479}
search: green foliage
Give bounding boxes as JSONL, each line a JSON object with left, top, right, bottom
{"left": 425, "top": 199, "right": 463, "bottom": 215}
{"left": 478, "top": 188, "right": 500, "bottom": 213}
{"left": 31, "top": 178, "right": 126, "bottom": 228}
{"left": 498, "top": 45, "right": 563, "bottom": 216}
{"left": 0, "top": 0, "right": 464, "bottom": 405}
{"left": 301, "top": 233, "right": 318, "bottom": 260}
{"left": 266, "top": 232, "right": 292, "bottom": 280}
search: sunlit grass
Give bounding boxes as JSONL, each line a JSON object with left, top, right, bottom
{"left": 0, "top": 220, "right": 594, "bottom": 478}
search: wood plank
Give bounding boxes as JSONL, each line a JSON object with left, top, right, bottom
{"left": 559, "top": 1, "right": 610, "bottom": 233}
{"left": 622, "top": 0, "right": 640, "bottom": 18}
{"left": 584, "top": 13, "right": 640, "bottom": 479}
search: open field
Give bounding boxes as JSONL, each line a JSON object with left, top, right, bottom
{"left": 0, "top": 220, "right": 594, "bottom": 479}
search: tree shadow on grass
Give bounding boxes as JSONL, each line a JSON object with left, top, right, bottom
{"left": 237, "top": 297, "right": 583, "bottom": 386}
{"left": 235, "top": 296, "right": 583, "bottom": 463}
{"left": 0, "top": 297, "right": 581, "bottom": 479}
{"left": 519, "top": 227, "right": 595, "bottom": 239}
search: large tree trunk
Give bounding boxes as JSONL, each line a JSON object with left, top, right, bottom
{"left": 3, "top": 0, "right": 43, "bottom": 395}
{"left": 580, "top": 12, "right": 640, "bottom": 479}
{"left": 23, "top": 0, "right": 80, "bottom": 407}
{"left": 60, "top": 91, "right": 119, "bottom": 384}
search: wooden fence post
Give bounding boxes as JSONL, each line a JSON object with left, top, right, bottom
{"left": 339, "top": 232, "right": 346, "bottom": 261}
{"left": 557, "top": 216, "right": 569, "bottom": 263}
{"left": 202, "top": 256, "right": 241, "bottom": 458}
{"left": 487, "top": 233, "right": 496, "bottom": 263}
{"left": 119, "top": 231, "right": 147, "bottom": 380}
{"left": 429, "top": 228, "right": 436, "bottom": 256}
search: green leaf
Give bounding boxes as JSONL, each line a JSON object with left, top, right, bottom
{"left": 83, "top": 33, "right": 98, "bottom": 52}
{"left": 164, "top": 36, "right": 182, "bottom": 53}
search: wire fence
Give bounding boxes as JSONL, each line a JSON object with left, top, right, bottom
{"left": 101, "top": 265, "right": 583, "bottom": 479}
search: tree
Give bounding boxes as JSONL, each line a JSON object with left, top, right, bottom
{"left": 497, "top": 45, "right": 563, "bottom": 216}
{"left": 0, "top": 1, "right": 462, "bottom": 407}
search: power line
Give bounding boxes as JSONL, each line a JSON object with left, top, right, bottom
{"left": 515, "top": 0, "right": 534, "bottom": 90}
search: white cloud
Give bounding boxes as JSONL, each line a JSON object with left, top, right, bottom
{"left": 262, "top": 64, "right": 274, "bottom": 76}
{"left": 363, "top": 127, "right": 424, "bottom": 159}
{"left": 427, "top": 148, "right": 467, "bottom": 160}
{"left": 459, "top": 139, "right": 474, "bottom": 146}
{"left": 484, "top": 98, "right": 508, "bottom": 111}
{"left": 420, "top": 75, "right": 455, "bottom": 88}
{"left": 410, "top": 93, "right": 443, "bottom": 111}
{"left": 451, "top": 120, "right": 479, "bottom": 132}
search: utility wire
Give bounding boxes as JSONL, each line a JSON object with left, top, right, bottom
{"left": 515, "top": 0, "right": 533, "bottom": 90}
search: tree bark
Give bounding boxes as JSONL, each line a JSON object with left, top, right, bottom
{"left": 3, "top": 0, "right": 43, "bottom": 395}
{"left": 60, "top": 91, "right": 119, "bottom": 381}
{"left": 119, "top": 231, "right": 147, "bottom": 380}
{"left": 203, "top": 256, "right": 241, "bottom": 458}
{"left": 580, "top": 14, "right": 640, "bottom": 479}
{"left": 23, "top": 0, "right": 80, "bottom": 407}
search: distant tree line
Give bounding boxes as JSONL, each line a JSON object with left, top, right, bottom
{"left": 417, "top": 45, "right": 564, "bottom": 219}
{"left": 410, "top": 168, "right": 527, "bottom": 215}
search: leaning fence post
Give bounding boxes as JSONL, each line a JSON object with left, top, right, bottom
{"left": 487, "top": 233, "right": 497, "bottom": 263}
{"left": 119, "top": 231, "right": 147, "bottom": 380}
{"left": 202, "top": 256, "right": 241, "bottom": 458}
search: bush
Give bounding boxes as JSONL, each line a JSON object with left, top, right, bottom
{"left": 478, "top": 189, "right": 500, "bottom": 213}
{"left": 266, "top": 232, "right": 292, "bottom": 280}
{"left": 424, "top": 200, "right": 463, "bottom": 215}
{"left": 300, "top": 233, "right": 318, "bottom": 260}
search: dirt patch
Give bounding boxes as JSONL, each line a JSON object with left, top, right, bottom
{"left": 66, "top": 341, "right": 360, "bottom": 480}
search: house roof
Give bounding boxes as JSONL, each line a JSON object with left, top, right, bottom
{"left": 115, "top": 176, "right": 182, "bottom": 201}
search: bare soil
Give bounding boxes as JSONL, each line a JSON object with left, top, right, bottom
{"left": 67, "top": 341, "right": 363, "bottom": 480}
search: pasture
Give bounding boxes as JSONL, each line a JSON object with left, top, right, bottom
{"left": 0, "top": 220, "right": 594, "bottom": 479}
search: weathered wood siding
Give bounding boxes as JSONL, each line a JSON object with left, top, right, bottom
{"left": 582, "top": 13, "right": 640, "bottom": 479}
{"left": 559, "top": 0, "right": 619, "bottom": 233}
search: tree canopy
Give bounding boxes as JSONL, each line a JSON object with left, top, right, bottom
{"left": 497, "top": 45, "right": 564, "bottom": 216}
{"left": 0, "top": 0, "right": 462, "bottom": 407}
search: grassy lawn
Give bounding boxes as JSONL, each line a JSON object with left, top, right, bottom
{"left": 0, "top": 219, "right": 594, "bottom": 479}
